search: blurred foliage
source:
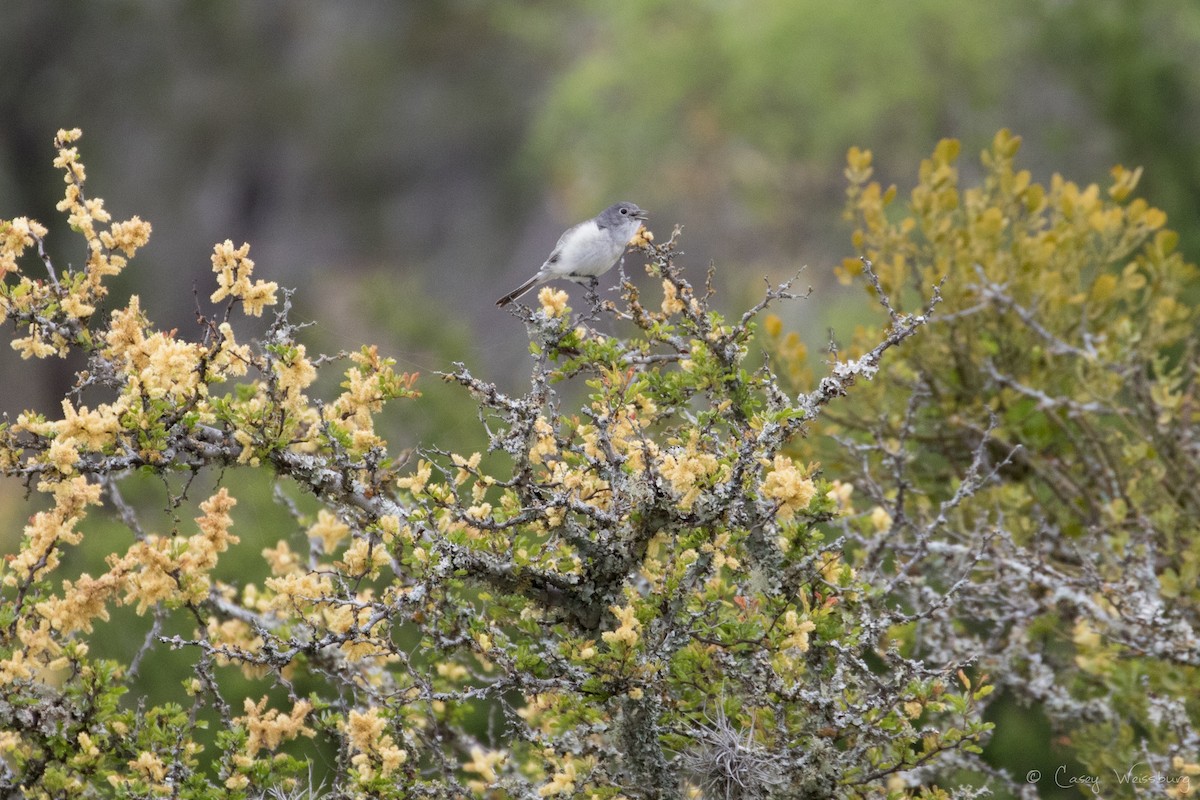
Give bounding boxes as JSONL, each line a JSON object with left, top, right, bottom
{"left": 525, "top": 1, "right": 1012, "bottom": 193}
{"left": 512, "top": 0, "right": 1200, "bottom": 278}
{"left": 1039, "top": 0, "right": 1200, "bottom": 271}
{"left": 4, "top": 1, "right": 1200, "bottom": 421}
{"left": 0, "top": 2, "right": 546, "bottom": 414}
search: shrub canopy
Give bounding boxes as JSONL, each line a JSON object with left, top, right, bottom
{"left": 0, "top": 129, "right": 1197, "bottom": 799}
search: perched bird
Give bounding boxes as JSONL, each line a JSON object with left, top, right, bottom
{"left": 496, "top": 202, "right": 648, "bottom": 307}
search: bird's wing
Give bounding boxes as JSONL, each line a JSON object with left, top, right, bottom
{"left": 541, "top": 220, "right": 587, "bottom": 272}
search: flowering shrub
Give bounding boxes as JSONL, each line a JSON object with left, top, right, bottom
{"left": 769, "top": 130, "right": 1200, "bottom": 797}
{"left": 0, "top": 129, "right": 1195, "bottom": 799}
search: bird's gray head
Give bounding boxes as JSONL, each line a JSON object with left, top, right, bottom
{"left": 597, "top": 202, "right": 648, "bottom": 229}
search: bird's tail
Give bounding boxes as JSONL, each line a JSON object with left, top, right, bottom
{"left": 495, "top": 274, "right": 542, "bottom": 307}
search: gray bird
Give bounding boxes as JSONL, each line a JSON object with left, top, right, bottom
{"left": 496, "top": 202, "right": 648, "bottom": 307}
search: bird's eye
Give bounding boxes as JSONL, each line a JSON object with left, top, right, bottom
{"left": 620, "top": 207, "right": 628, "bottom": 215}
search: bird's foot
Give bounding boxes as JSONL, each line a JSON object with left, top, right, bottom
{"left": 584, "top": 277, "right": 602, "bottom": 309}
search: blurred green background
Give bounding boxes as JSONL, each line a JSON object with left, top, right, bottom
{"left": 4, "top": 1, "right": 1200, "bottom": 417}
{"left": 3, "top": 2, "right": 1199, "bottom": 795}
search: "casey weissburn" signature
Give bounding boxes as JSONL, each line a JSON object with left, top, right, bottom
{"left": 1046, "top": 763, "right": 1192, "bottom": 794}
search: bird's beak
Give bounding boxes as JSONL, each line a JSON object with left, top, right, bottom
{"left": 634, "top": 209, "right": 649, "bottom": 221}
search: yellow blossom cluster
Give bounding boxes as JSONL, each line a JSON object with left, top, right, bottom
{"left": 579, "top": 397, "right": 659, "bottom": 472}
{"left": 325, "top": 594, "right": 394, "bottom": 662}
{"left": 140, "top": 333, "right": 206, "bottom": 400}
{"left": 265, "top": 569, "right": 336, "bottom": 623}
{"left": 452, "top": 451, "right": 483, "bottom": 485}
{"left": 819, "top": 553, "right": 856, "bottom": 587}
{"left": 44, "top": 436, "right": 80, "bottom": 476}
{"left": 770, "top": 603, "right": 820, "bottom": 679}
{"left": 2, "top": 131, "right": 154, "bottom": 357}
{"left": 464, "top": 746, "right": 508, "bottom": 793}
{"left": 49, "top": 489, "right": 240, "bottom": 625}
{"left": 1072, "top": 619, "right": 1113, "bottom": 675}
{"left": 4, "top": 477, "right": 102, "bottom": 588}
{"left": 437, "top": 660, "right": 470, "bottom": 682}
{"left": 51, "top": 130, "right": 152, "bottom": 300}
{"left": 209, "top": 239, "right": 278, "bottom": 316}
{"left": 6, "top": 488, "right": 237, "bottom": 684}
{"left": 337, "top": 536, "right": 391, "bottom": 577}
{"left": 72, "top": 731, "right": 102, "bottom": 766}
{"left": 661, "top": 279, "right": 685, "bottom": 315}
{"left": 760, "top": 455, "right": 817, "bottom": 521}
{"left": 128, "top": 751, "right": 168, "bottom": 785}
{"left": 319, "top": 346, "right": 415, "bottom": 455}
{"left": 260, "top": 556, "right": 391, "bottom": 657}
{"left": 54, "top": 398, "right": 123, "bottom": 452}
{"left": 541, "top": 460, "right": 610, "bottom": 528}
{"left": 10, "top": 325, "right": 64, "bottom": 359}
{"left": 601, "top": 603, "right": 641, "bottom": 648}
{"left": 345, "top": 707, "right": 409, "bottom": 781}
{"left": 0, "top": 616, "right": 58, "bottom": 682}
{"left": 213, "top": 321, "right": 252, "bottom": 375}
{"left": 0, "top": 217, "right": 47, "bottom": 281}
{"left": 529, "top": 416, "right": 558, "bottom": 465}
{"left": 89, "top": 301, "right": 247, "bottom": 398}
{"left": 629, "top": 224, "right": 653, "bottom": 248}
{"left": 779, "top": 608, "right": 817, "bottom": 653}
{"left": 117, "top": 489, "right": 239, "bottom": 613}
{"left": 0, "top": 217, "right": 57, "bottom": 354}
{"left": 516, "top": 692, "right": 560, "bottom": 732}
{"left": 538, "top": 755, "right": 589, "bottom": 797}
{"left": 35, "top": 571, "right": 121, "bottom": 639}
{"left": 1170, "top": 759, "right": 1200, "bottom": 800}
{"left": 262, "top": 539, "right": 303, "bottom": 577}
{"left": 253, "top": 532, "right": 396, "bottom": 664}
{"left": 91, "top": 741, "right": 183, "bottom": 793}
{"left": 396, "top": 459, "right": 433, "bottom": 495}
{"left": 869, "top": 506, "right": 893, "bottom": 533}
{"left": 699, "top": 531, "right": 740, "bottom": 574}
{"left": 658, "top": 431, "right": 727, "bottom": 511}
{"left": 99, "top": 217, "right": 154, "bottom": 262}
{"left": 206, "top": 618, "right": 267, "bottom": 678}
{"left": 307, "top": 508, "right": 351, "bottom": 554}
{"left": 825, "top": 480, "right": 855, "bottom": 514}
{"left": 639, "top": 539, "right": 698, "bottom": 594}
{"left": 538, "top": 286, "right": 569, "bottom": 317}
{"left": 273, "top": 343, "right": 318, "bottom": 412}
{"left": 102, "top": 296, "right": 217, "bottom": 402}
{"left": 236, "top": 696, "right": 315, "bottom": 757}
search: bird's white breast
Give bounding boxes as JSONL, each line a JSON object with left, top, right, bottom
{"left": 548, "top": 220, "right": 631, "bottom": 278}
